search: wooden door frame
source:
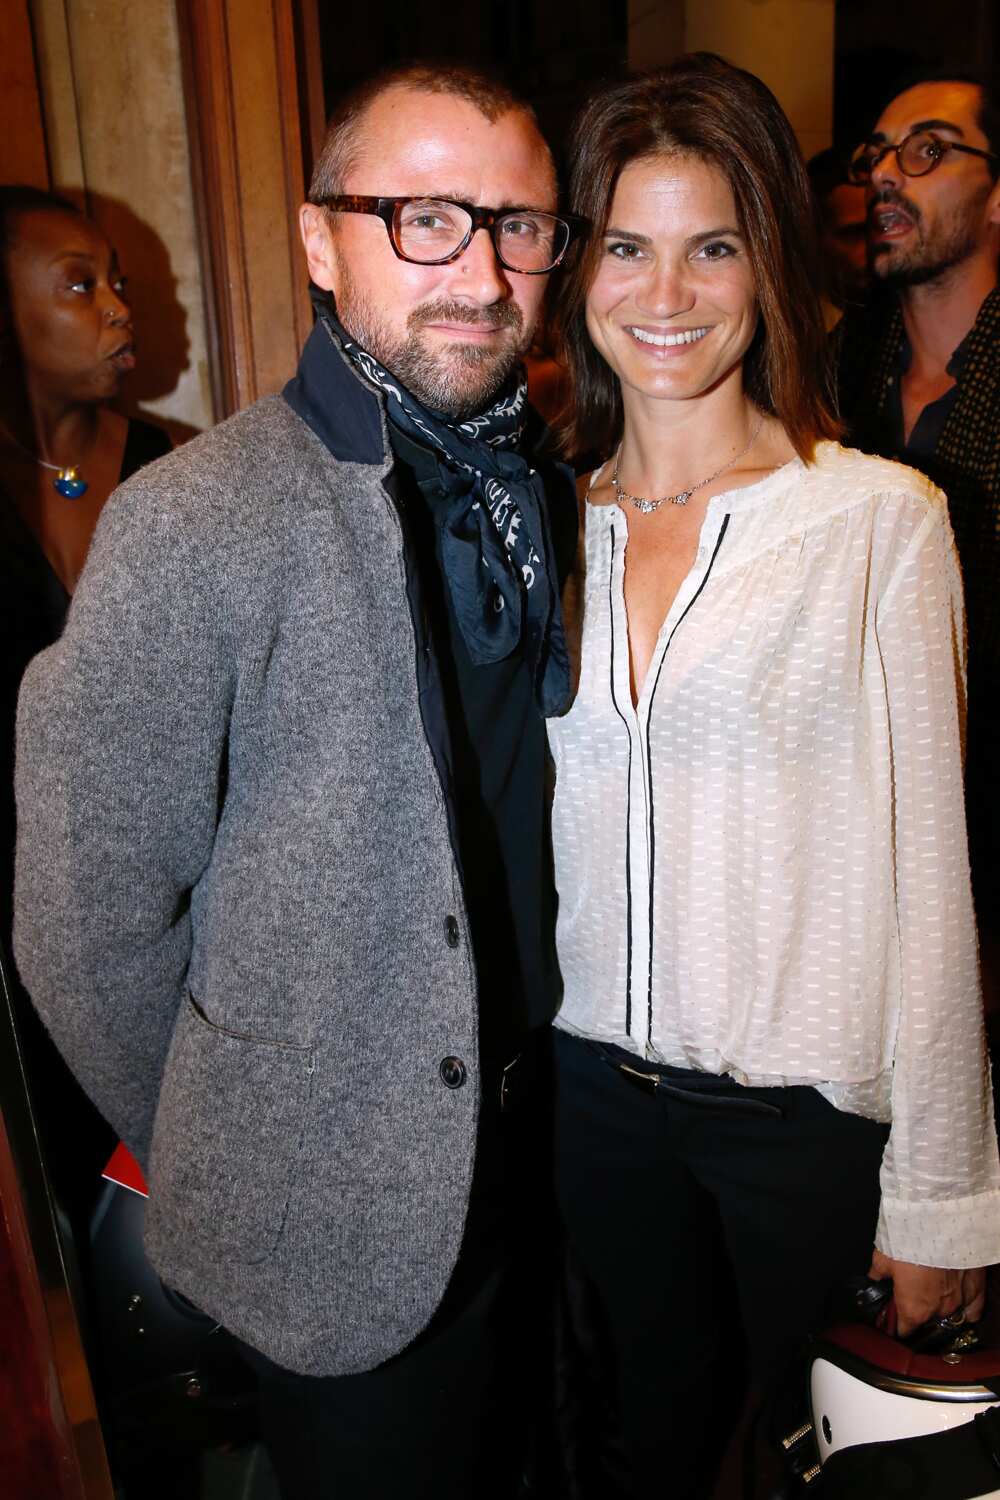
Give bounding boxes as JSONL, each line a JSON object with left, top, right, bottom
{"left": 177, "top": 0, "right": 325, "bottom": 418}
{"left": 1, "top": 1, "right": 50, "bottom": 186}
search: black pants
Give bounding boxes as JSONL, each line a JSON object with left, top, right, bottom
{"left": 240, "top": 1035, "right": 555, "bottom": 1500}
{"left": 553, "top": 1029, "right": 889, "bottom": 1499}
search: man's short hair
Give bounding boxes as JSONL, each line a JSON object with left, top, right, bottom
{"left": 875, "top": 68, "right": 1000, "bottom": 180}
{"left": 308, "top": 62, "right": 544, "bottom": 203}
{"left": 807, "top": 147, "right": 853, "bottom": 206}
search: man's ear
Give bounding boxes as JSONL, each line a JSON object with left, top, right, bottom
{"left": 987, "top": 180, "right": 1000, "bottom": 230}
{"left": 982, "top": 150, "right": 1000, "bottom": 229}
{"left": 299, "top": 204, "right": 340, "bottom": 294}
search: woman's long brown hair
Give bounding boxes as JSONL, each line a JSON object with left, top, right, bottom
{"left": 556, "top": 53, "right": 841, "bottom": 462}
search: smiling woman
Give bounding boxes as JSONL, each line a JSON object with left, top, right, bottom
{"left": 547, "top": 53, "right": 1000, "bottom": 1497}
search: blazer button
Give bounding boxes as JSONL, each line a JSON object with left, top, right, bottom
{"left": 444, "top": 915, "right": 461, "bottom": 948}
{"left": 439, "top": 1056, "right": 467, "bottom": 1089}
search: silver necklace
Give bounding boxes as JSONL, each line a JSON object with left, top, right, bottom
{"left": 611, "top": 417, "right": 764, "bottom": 514}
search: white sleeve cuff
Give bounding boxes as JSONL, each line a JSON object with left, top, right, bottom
{"left": 876, "top": 1187, "right": 1000, "bottom": 1268}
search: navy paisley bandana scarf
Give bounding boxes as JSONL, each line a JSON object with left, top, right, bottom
{"left": 331, "top": 312, "right": 570, "bottom": 716}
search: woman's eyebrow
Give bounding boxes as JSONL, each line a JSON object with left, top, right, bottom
{"left": 601, "top": 225, "right": 742, "bottom": 247}
{"left": 603, "top": 225, "right": 651, "bottom": 243}
{"left": 687, "top": 226, "right": 741, "bottom": 247}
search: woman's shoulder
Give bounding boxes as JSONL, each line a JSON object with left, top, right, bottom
{"left": 576, "top": 457, "right": 614, "bottom": 509}
{"left": 808, "top": 439, "right": 944, "bottom": 502}
{"left": 803, "top": 440, "right": 947, "bottom": 517}
{"left": 120, "top": 416, "right": 172, "bottom": 481}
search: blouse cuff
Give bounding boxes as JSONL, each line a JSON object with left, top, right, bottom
{"left": 876, "top": 1188, "right": 1000, "bottom": 1269}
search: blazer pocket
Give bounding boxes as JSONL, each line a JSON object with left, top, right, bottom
{"left": 148, "top": 993, "right": 315, "bottom": 1266}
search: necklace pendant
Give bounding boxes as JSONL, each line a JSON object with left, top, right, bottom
{"left": 54, "top": 467, "right": 88, "bottom": 499}
{"left": 611, "top": 414, "right": 764, "bottom": 519}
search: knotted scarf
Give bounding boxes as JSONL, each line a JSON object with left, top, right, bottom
{"left": 330, "top": 312, "right": 570, "bottom": 715}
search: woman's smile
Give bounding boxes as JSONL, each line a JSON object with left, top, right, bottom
{"left": 585, "top": 154, "right": 758, "bottom": 405}
{"left": 627, "top": 323, "right": 711, "bottom": 348}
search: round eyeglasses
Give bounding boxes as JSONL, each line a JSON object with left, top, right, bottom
{"left": 848, "top": 129, "right": 1000, "bottom": 184}
{"left": 314, "top": 195, "right": 588, "bottom": 274}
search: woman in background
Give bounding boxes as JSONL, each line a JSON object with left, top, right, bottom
{"left": 0, "top": 185, "right": 169, "bottom": 1246}
{"left": 548, "top": 55, "right": 999, "bottom": 1496}
{"left": 0, "top": 186, "right": 168, "bottom": 589}
{"left": 0, "top": 185, "right": 169, "bottom": 933}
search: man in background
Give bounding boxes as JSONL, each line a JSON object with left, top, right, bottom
{"left": 837, "top": 72, "right": 1000, "bottom": 991}
{"left": 807, "top": 147, "right": 868, "bottom": 324}
{"left": 14, "top": 62, "right": 579, "bottom": 1498}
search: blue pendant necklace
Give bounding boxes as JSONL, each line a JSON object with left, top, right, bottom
{"left": 2, "top": 425, "right": 90, "bottom": 498}
{"left": 35, "top": 455, "right": 89, "bottom": 498}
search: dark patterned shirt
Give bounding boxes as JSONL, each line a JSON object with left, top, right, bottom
{"left": 837, "top": 286, "right": 1000, "bottom": 904}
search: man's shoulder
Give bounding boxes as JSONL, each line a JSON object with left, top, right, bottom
{"left": 832, "top": 293, "right": 901, "bottom": 414}
{"left": 117, "top": 397, "right": 324, "bottom": 511}
{"left": 104, "top": 393, "right": 395, "bottom": 563}
{"left": 834, "top": 292, "right": 900, "bottom": 353}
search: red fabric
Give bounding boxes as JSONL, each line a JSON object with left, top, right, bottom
{"left": 822, "top": 1321, "right": 1000, "bottom": 1385}
{"left": 102, "top": 1141, "right": 148, "bottom": 1197}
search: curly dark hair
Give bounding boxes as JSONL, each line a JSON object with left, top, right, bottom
{"left": 0, "top": 185, "right": 82, "bottom": 342}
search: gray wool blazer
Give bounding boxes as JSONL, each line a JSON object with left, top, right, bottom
{"left": 14, "top": 385, "right": 484, "bottom": 1378}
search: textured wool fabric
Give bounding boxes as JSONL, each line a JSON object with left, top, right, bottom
{"left": 547, "top": 441, "right": 1000, "bottom": 1270}
{"left": 13, "top": 392, "right": 484, "bottom": 1377}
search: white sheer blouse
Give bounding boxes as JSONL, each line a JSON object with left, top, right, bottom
{"left": 547, "top": 441, "right": 1000, "bottom": 1269}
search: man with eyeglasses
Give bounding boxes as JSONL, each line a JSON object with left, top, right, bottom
{"left": 837, "top": 71, "right": 1000, "bottom": 1009}
{"left": 14, "top": 62, "right": 581, "bottom": 1498}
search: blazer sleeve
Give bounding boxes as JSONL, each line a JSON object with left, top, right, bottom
{"left": 874, "top": 496, "right": 1000, "bottom": 1267}
{"left": 13, "top": 480, "right": 236, "bottom": 1168}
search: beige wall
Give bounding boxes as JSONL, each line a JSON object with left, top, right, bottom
{"left": 628, "top": 0, "right": 685, "bottom": 67}
{"left": 30, "top": 0, "right": 213, "bottom": 439}
{"left": 628, "top": 0, "right": 834, "bottom": 158}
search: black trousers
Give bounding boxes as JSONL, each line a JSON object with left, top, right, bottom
{"left": 239, "top": 1035, "right": 555, "bottom": 1500}
{"left": 553, "top": 1029, "right": 889, "bottom": 1499}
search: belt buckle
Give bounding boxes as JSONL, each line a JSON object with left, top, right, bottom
{"left": 618, "top": 1061, "right": 660, "bottom": 1094}
{"left": 500, "top": 1052, "right": 522, "bottom": 1112}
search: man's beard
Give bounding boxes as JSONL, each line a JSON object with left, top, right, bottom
{"left": 334, "top": 269, "right": 527, "bottom": 418}
{"left": 869, "top": 185, "right": 990, "bottom": 289}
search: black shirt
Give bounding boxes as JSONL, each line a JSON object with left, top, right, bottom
{"left": 390, "top": 425, "right": 575, "bottom": 1056}
{"left": 880, "top": 325, "right": 971, "bottom": 463}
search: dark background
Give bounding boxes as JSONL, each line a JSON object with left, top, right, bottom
{"left": 315, "top": 0, "right": 997, "bottom": 167}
